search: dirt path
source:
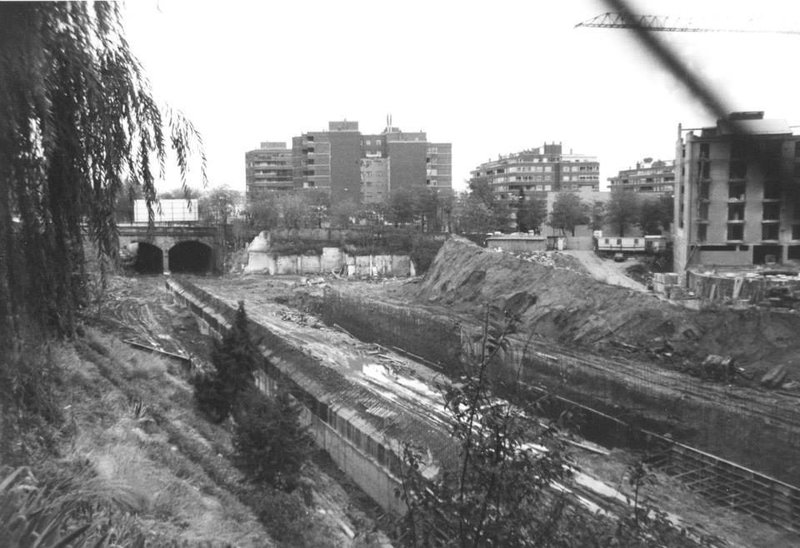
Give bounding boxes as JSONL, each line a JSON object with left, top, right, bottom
{"left": 560, "top": 250, "right": 648, "bottom": 291}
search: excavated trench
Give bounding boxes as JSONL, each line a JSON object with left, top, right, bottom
{"left": 321, "top": 285, "right": 800, "bottom": 532}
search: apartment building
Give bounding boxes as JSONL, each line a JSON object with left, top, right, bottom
{"left": 469, "top": 143, "right": 600, "bottom": 200}
{"left": 244, "top": 142, "right": 294, "bottom": 204}
{"left": 673, "top": 112, "right": 800, "bottom": 272}
{"left": 608, "top": 158, "right": 675, "bottom": 194}
{"left": 285, "top": 120, "right": 452, "bottom": 206}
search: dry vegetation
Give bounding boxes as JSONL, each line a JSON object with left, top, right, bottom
{"left": 1, "top": 276, "right": 391, "bottom": 547}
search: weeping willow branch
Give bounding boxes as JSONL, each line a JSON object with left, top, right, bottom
{"left": 0, "top": 2, "right": 206, "bottom": 338}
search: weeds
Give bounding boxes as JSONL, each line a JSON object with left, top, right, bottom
{"left": 0, "top": 462, "right": 148, "bottom": 547}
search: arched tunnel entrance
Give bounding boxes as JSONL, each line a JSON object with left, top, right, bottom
{"left": 169, "top": 241, "right": 213, "bottom": 274}
{"left": 133, "top": 242, "right": 164, "bottom": 274}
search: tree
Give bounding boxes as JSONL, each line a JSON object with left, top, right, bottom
{"left": 0, "top": 2, "right": 205, "bottom": 338}
{"left": 247, "top": 198, "right": 281, "bottom": 231}
{"left": 549, "top": 192, "right": 587, "bottom": 236}
{"left": 233, "top": 388, "right": 313, "bottom": 491}
{"left": 468, "top": 178, "right": 495, "bottom": 208}
{"left": 388, "top": 188, "right": 417, "bottom": 227}
{"left": 454, "top": 195, "right": 494, "bottom": 234}
{"left": 516, "top": 190, "right": 547, "bottom": 233}
{"left": 638, "top": 194, "right": 674, "bottom": 235}
{"left": 199, "top": 186, "right": 241, "bottom": 225}
{"left": 400, "top": 306, "right": 572, "bottom": 546}
{"left": 329, "top": 198, "right": 359, "bottom": 228}
{"left": 195, "top": 301, "right": 260, "bottom": 422}
{"left": 606, "top": 187, "right": 641, "bottom": 237}
{"left": 587, "top": 200, "right": 606, "bottom": 231}
{"left": 159, "top": 187, "right": 201, "bottom": 200}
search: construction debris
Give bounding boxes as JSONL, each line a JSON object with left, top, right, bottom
{"left": 761, "top": 364, "right": 789, "bottom": 389}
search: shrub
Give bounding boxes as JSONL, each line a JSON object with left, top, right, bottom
{"left": 194, "top": 301, "right": 261, "bottom": 422}
{"left": 232, "top": 388, "right": 313, "bottom": 491}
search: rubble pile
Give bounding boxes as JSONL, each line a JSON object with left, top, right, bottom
{"left": 494, "top": 249, "right": 587, "bottom": 273}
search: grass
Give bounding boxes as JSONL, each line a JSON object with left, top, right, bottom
{"left": 3, "top": 278, "right": 392, "bottom": 547}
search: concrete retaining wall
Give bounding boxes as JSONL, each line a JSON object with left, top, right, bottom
{"left": 322, "top": 288, "right": 463, "bottom": 371}
{"left": 166, "top": 278, "right": 407, "bottom": 514}
{"left": 322, "top": 287, "right": 800, "bottom": 486}
{"left": 247, "top": 247, "right": 414, "bottom": 277}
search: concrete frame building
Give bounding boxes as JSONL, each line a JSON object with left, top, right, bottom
{"left": 673, "top": 112, "right": 800, "bottom": 273}
{"left": 245, "top": 142, "right": 294, "bottom": 205}
{"left": 608, "top": 158, "right": 675, "bottom": 194}
{"left": 469, "top": 143, "right": 600, "bottom": 201}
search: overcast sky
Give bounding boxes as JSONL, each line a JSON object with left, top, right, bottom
{"left": 123, "top": 0, "right": 800, "bottom": 194}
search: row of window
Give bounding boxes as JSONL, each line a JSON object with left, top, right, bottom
{"left": 695, "top": 159, "right": 800, "bottom": 179}
{"left": 695, "top": 223, "right": 800, "bottom": 242}
{"left": 698, "top": 179, "right": 787, "bottom": 201}
{"left": 695, "top": 141, "right": 800, "bottom": 160}
{"left": 507, "top": 165, "right": 555, "bottom": 173}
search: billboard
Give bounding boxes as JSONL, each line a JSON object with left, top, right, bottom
{"left": 133, "top": 199, "right": 199, "bottom": 223}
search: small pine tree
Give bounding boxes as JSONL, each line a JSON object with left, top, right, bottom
{"left": 195, "top": 301, "right": 261, "bottom": 422}
{"left": 233, "top": 388, "right": 313, "bottom": 491}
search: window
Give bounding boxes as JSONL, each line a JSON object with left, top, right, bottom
{"left": 731, "top": 139, "right": 747, "bottom": 160}
{"left": 793, "top": 225, "right": 800, "bottom": 240}
{"left": 763, "top": 202, "right": 780, "bottom": 221}
{"left": 698, "top": 202, "right": 709, "bottom": 220}
{"left": 699, "top": 143, "right": 710, "bottom": 159}
{"left": 728, "top": 203, "right": 745, "bottom": 221}
{"left": 764, "top": 180, "right": 781, "bottom": 200}
{"left": 699, "top": 161, "right": 710, "bottom": 179}
{"left": 762, "top": 223, "right": 779, "bottom": 240}
{"left": 730, "top": 161, "right": 747, "bottom": 179}
{"left": 729, "top": 181, "right": 745, "bottom": 200}
{"left": 697, "top": 223, "right": 707, "bottom": 242}
{"left": 727, "top": 223, "right": 744, "bottom": 240}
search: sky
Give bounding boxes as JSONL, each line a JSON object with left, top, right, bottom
{"left": 123, "top": 0, "right": 800, "bottom": 194}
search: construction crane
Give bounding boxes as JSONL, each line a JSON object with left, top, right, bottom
{"left": 576, "top": 12, "right": 800, "bottom": 35}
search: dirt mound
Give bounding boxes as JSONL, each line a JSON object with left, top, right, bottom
{"left": 409, "top": 236, "right": 800, "bottom": 374}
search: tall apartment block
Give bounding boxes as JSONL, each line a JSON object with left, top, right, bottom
{"left": 288, "top": 120, "right": 452, "bottom": 206}
{"left": 244, "top": 142, "right": 294, "bottom": 204}
{"left": 469, "top": 143, "right": 599, "bottom": 200}
{"left": 674, "top": 112, "right": 800, "bottom": 273}
{"left": 608, "top": 158, "right": 675, "bottom": 194}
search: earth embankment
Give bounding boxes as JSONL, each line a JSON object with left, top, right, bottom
{"left": 402, "top": 236, "right": 800, "bottom": 376}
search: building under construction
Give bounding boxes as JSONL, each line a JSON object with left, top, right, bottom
{"left": 673, "top": 111, "right": 800, "bottom": 272}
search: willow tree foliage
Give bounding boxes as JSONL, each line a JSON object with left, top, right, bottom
{"left": 0, "top": 2, "right": 205, "bottom": 338}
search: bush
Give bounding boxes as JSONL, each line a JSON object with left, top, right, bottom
{"left": 232, "top": 388, "right": 313, "bottom": 491}
{"left": 194, "top": 301, "right": 261, "bottom": 422}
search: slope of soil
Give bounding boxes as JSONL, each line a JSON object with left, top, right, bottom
{"left": 397, "top": 236, "right": 800, "bottom": 379}
{"left": 2, "top": 276, "right": 391, "bottom": 547}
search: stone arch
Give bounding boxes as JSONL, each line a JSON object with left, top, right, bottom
{"left": 168, "top": 240, "right": 213, "bottom": 273}
{"left": 132, "top": 241, "right": 164, "bottom": 274}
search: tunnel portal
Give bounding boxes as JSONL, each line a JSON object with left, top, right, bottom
{"left": 169, "top": 240, "right": 213, "bottom": 273}
{"left": 133, "top": 242, "right": 164, "bottom": 274}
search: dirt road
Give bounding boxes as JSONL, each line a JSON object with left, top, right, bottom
{"left": 560, "top": 250, "right": 648, "bottom": 292}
